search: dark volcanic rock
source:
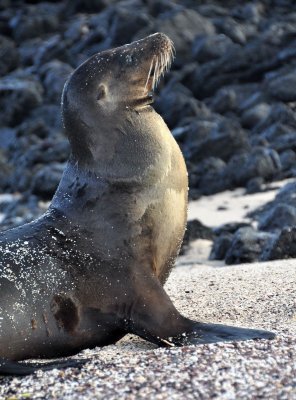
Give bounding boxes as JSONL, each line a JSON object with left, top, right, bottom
{"left": 155, "top": 83, "right": 205, "bottom": 129}
{"left": 241, "top": 103, "right": 271, "bottom": 128}
{"left": 192, "top": 34, "right": 238, "bottom": 63}
{"left": 33, "top": 35, "right": 74, "bottom": 67}
{"left": 245, "top": 176, "right": 264, "bottom": 194}
{"left": 181, "top": 219, "right": 214, "bottom": 255}
{"left": 0, "top": 76, "right": 43, "bottom": 127}
{"left": 210, "top": 233, "right": 233, "bottom": 261}
{"left": 39, "top": 61, "right": 73, "bottom": 103}
{"left": 280, "top": 150, "right": 296, "bottom": 173}
{"left": 258, "top": 203, "right": 296, "bottom": 232}
{"left": 267, "top": 71, "right": 296, "bottom": 102}
{"left": 9, "top": 3, "right": 62, "bottom": 42}
{"left": 136, "top": 8, "right": 215, "bottom": 63}
{"left": 0, "top": 35, "right": 19, "bottom": 77}
{"left": 262, "top": 227, "right": 296, "bottom": 261}
{"left": 31, "top": 162, "right": 65, "bottom": 199}
{"left": 225, "top": 226, "right": 275, "bottom": 265}
{"left": 186, "top": 119, "right": 249, "bottom": 163}
{"left": 189, "top": 157, "right": 230, "bottom": 196}
{"left": 226, "top": 147, "right": 281, "bottom": 186}
{"left": 249, "top": 181, "right": 296, "bottom": 223}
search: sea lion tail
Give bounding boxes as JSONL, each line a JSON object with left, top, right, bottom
{"left": 0, "top": 357, "right": 88, "bottom": 376}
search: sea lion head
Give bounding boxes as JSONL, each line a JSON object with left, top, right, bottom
{"left": 61, "top": 33, "right": 174, "bottom": 162}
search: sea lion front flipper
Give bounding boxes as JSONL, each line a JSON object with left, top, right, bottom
{"left": 169, "top": 321, "right": 275, "bottom": 346}
{"left": 0, "top": 357, "right": 88, "bottom": 376}
{"left": 128, "top": 275, "right": 275, "bottom": 347}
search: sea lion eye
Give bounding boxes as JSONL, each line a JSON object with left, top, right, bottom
{"left": 96, "top": 84, "right": 107, "bottom": 101}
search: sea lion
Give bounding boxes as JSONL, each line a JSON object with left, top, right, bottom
{"left": 0, "top": 33, "right": 274, "bottom": 376}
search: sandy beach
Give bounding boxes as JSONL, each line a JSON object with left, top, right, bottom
{"left": 1, "top": 258, "right": 296, "bottom": 399}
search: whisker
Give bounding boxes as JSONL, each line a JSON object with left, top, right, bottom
{"left": 144, "top": 40, "right": 174, "bottom": 92}
{"left": 144, "top": 57, "right": 154, "bottom": 92}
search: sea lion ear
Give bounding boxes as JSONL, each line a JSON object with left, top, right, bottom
{"left": 96, "top": 84, "right": 107, "bottom": 101}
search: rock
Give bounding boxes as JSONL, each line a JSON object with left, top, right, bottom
{"left": 241, "top": 103, "right": 271, "bottom": 128}
{"left": 33, "top": 35, "right": 74, "bottom": 67}
{"left": 267, "top": 72, "right": 296, "bottom": 102}
{"left": 39, "top": 61, "right": 73, "bottom": 103}
{"left": 0, "top": 149, "right": 11, "bottom": 190}
{"left": 189, "top": 157, "right": 231, "bottom": 196}
{"left": 0, "top": 76, "right": 43, "bottom": 127}
{"left": 110, "top": 7, "right": 151, "bottom": 46}
{"left": 231, "top": 3, "right": 263, "bottom": 24}
{"left": 0, "top": 195, "right": 44, "bottom": 232}
{"left": 192, "top": 34, "right": 238, "bottom": 63}
{"left": 180, "top": 118, "right": 220, "bottom": 151}
{"left": 227, "top": 147, "right": 281, "bottom": 186}
{"left": 248, "top": 181, "right": 296, "bottom": 222}
{"left": 136, "top": 9, "right": 215, "bottom": 63}
{"left": 187, "top": 39, "right": 281, "bottom": 99}
{"left": 181, "top": 219, "right": 214, "bottom": 254}
{"left": 0, "top": 127, "right": 16, "bottom": 150}
{"left": 258, "top": 204, "right": 296, "bottom": 232}
{"left": 262, "top": 226, "right": 296, "bottom": 261}
{"left": 210, "top": 83, "right": 260, "bottom": 114}
{"left": 30, "top": 105, "right": 62, "bottom": 133}
{"left": 245, "top": 177, "right": 264, "bottom": 194}
{"left": 18, "top": 38, "right": 44, "bottom": 66}
{"left": 31, "top": 162, "right": 65, "bottom": 199}
{"left": 9, "top": 3, "right": 62, "bottom": 42}
{"left": 210, "top": 232, "right": 233, "bottom": 260}
{"left": 187, "top": 119, "right": 249, "bottom": 163}
{"left": 197, "top": 4, "right": 228, "bottom": 18}
{"left": 214, "top": 222, "right": 252, "bottom": 236}
{"left": 16, "top": 118, "right": 49, "bottom": 140}
{"left": 254, "top": 103, "right": 296, "bottom": 135}
{"left": 67, "top": 0, "right": 117, "bottom": 13}
{"left": 280, "top": 150, "right": 296, "bottom": 172}
{"left": 155, "top": 83, "right": 205, "bottom": 129}
{"left": 0, "top": 35, "right": 19, "bottom": 77}
{"left": 270, "top": 132, "right": 296, "bottom": 153}
{"left": 225, "top": 226, "right": 275, "bottom": 264}
{"left": 213, "top": 17, "right": 247, "bottom": 44}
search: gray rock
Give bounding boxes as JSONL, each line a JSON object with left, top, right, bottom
{"left": 189, "top": 157, "right": 231, "bottom": 195}
{"left": 39, "top": 60, "right": 73, "bottom": 102}
{"left": 227, "top": 147, "right": 281, "bottom": 185}
{"left": 31, "top": 162, "right": 65, "bottom": 199}
{"left": 9, "top": 3, "right": 62, "bottom": 42}
{"left": 245, "top": 177, "right": 264, "bottom": 194}
{"left": 0, "top": 76, "right": 43, "bottom": 127}
{"left": 210, "top": 233, "right": 233, "bottom": 260}
{"left": 0, "top": 35, "right": 19, "bottom": 77}
{"left": 262, "top": 226, "right": 296, "bottom": 261}
{"left": 258, "top": 204, "right": 296, "bottom": 232}
{"left": 136, "top": 9, "right": 215, "bottom": 62}
{"left": 267, "top": 72, "right": 296, "bottom": 102}
{"left": 241, "top": 103, "right": 271, "bottom": 128}
{"left": 225, "top": 227, "right": 275, "bottom": 265}
{"left": 280, "top": 150, "right": 296, "bottom": 171}
{"left": 155, "top": 83, "right": 205, "bottom": 129}
{"left": 192, "top": 34, "right": 239, "bottom": 63}
{"left": 187, "top": 119, "right": 249, "bottom": 163}
{"left": 213, "top": 17, "right": 247, "bottom": 44}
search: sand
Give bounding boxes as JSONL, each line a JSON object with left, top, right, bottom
{"left": 1, "top": 260, "right": 296, "bottom": 399}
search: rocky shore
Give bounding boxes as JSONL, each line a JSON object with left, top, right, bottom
{"left": 0, "top": 0, "right": 296, "bottom": 264}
